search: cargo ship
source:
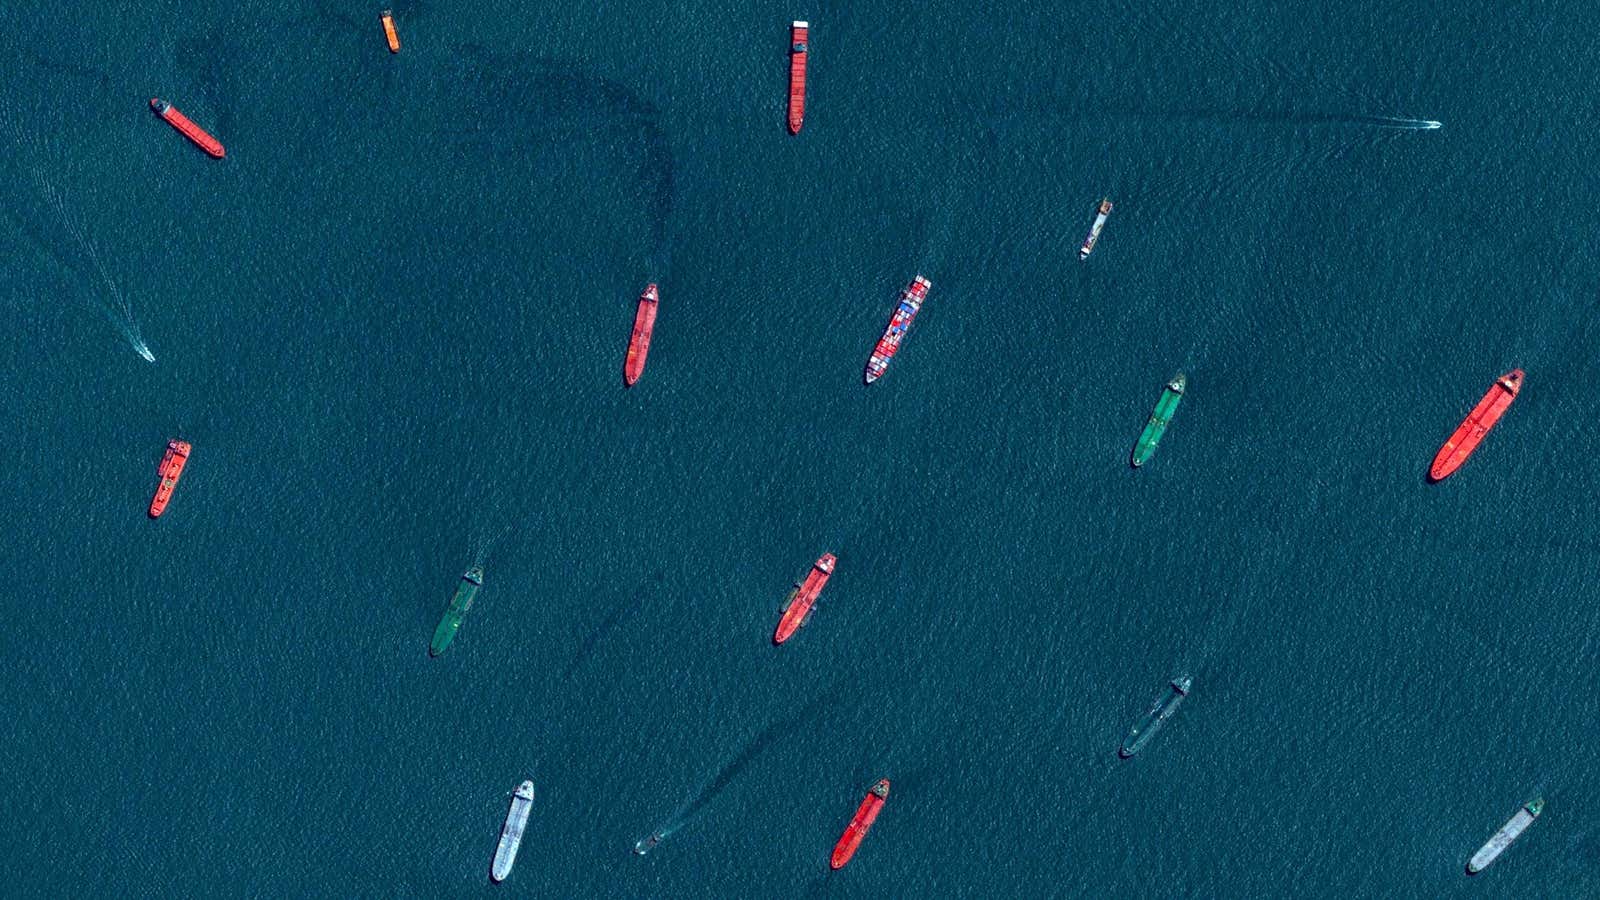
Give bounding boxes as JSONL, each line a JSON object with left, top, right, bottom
{"left": 380, "top": 10, "right": 401, "bottom": 53}
{"left": 624, "top": 283, "right": 659, "bottom": 386}
{"left": 864, "top": 276, "right": 932, "bottom": 384}
{"left": 1119, "top": 675, "right": 1192, "bottom": 758}
{"left": 773, "top": 553, "right": 836, "bottom": 645}
{"left": 1079, "top": 198, "right": 1113, "bottom": 259}
{"left": 148, "top": 439, "right": 192, "bottom": 518}
{"left": 1467, "top": 797, "right": 1543, "bottom": 874}
{"left": 1132, "top": 373, "right": 1185, "bottom": 467}
{"left": 430, "top": 566, "right": 484, "bottom": 656}
{"left": 149, "top": 99, "right": 225, "bottom": 158}
{"left": 787, "top": 21, "right": 809, "bottom": 134}
{"left": 1429, "top": 369, "right": 1523, "bottom": 482}
{"left": 831, "top": 779, "right": 890, "bottom": 870}
{"left": 490, "top": 780, "right": 535, "bottom": 883}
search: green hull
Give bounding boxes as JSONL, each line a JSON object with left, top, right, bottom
{"left": 430, "top": 566, "right": 484, "bottom": 656}
{"left": 1132, "top": 374, "right": 1185, "bottom": 467}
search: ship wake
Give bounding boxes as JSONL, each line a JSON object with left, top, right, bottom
{"left": 2, "top": 111, "right": 153, "bottom": 363}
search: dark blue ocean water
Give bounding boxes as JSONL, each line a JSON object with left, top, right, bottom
{"left": 4, "top": 0, "right": 1600, "bottom": 896}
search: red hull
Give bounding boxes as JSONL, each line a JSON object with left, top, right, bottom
{"left": 624, "top": 284, "right": 659, "bottom": 386}
{"left": 1429, "top": 369, "right": 1522, "bottom": 481}
{"left": 788, "top": 23, "right": 808, "bottom": 134}
{"left": 830, "top": 779, "right": 889, "bottom": 869}
{"left": 150, "top": 99, "right": 225, "bottom": 158}
{"left": 773, "top": 553, "right": 835, "bottom": 645}
{"left": 149, "top": 440, "right": 191, "bottom": 518}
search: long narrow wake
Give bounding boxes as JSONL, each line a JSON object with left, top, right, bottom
{"left": 1350, "top": 115, "right": 1442, "bottom": 130}
{"left": 634, "top": 686, "right": 840, "bottom": 856}
{"left": 3, "top": 115, "right": 154, "bottom": 362}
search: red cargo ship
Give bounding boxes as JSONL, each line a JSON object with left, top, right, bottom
{"left": 149, "top": 439, "right": 191, "bottom": 518}
{"left": 773, "top": 553, "right": 835, "bottom": 645}
{"left": 624, "top": 283, "right": 659, "bottom": 386}
{"left": 787, "top": 21, "right": 809, "bottom": 134}
{"left": 1430, "top": 369, "right": 1523, "bottom": 482}
{"left": 830, "top": 779, "right": 890, "bottom": 870}
{"left": 149, "top": 99, "right": 225, "bottom": 158}
{"left": 864, "top": 276, "right": 931, "bottom": 384}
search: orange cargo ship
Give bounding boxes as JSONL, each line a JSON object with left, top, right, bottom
{"left": 149, "top": 440, "right": 191, "bottom": 518}
{"left": 774, "top": 553, "right": 835, "bottom": 645}
{"left": 787, "top": 21, "right": 808, "bottom": 134}
{"left": 149, "top": 99, "right": 224, "bottom": 158}
{"left": 1429, "top": 369, "right": 1523, "bottom": 482}
{"left": 830, "top": 779, "right": 889, "bottom": 869}
{"left": 624, "top": 283, "right": 659, "bottom": 386}
{"left": 380, "top": 10, "right": 401, "bottom": 53}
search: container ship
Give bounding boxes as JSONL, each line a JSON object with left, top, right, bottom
{"left": 624, "top": 283, "right": 659, "bottom": 386}
{"left": 1119, "top": 676, "right": 1192, "bottom": 758}
{"left": 788, "top": 21, "right": 809, "bottom": 134}
{"left": 1467, "top": 797, "right": 1542, "bottom": 874}
{"left": 1079, "top": 198, "right": 1113, "bottom": 259}
{"left": 831, "top": 779, "right": 890, "bottom": 869}
{"left": 773, "top": 553, "right": 836, "bottom": 645}
{"left": 380, "top": 10, "right": 401, "bottom": 53}
{"left": 430, "top": 566, "right": 484, "bottom": 656}
{"left": 1132, "top": 373, "right": 1185, "bottom": 467}
{"left": 864, "top": 276, "right": 932, "bottom": 384}
{"left": 1429, "top": 369, "right": 1522, "bottom": 482}
{"left": 491, "top": 780, "right": 536, "bottom": 883}
{"left": 148, "top": 439, "right": 192, "bottom": 518}
{"left": 149, "top": 99, "right": 224, "bottom": 158}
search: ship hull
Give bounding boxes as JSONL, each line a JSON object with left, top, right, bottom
{"left": 150, "top": 99, "right": 225, "bottom": 158}
{"left": 1119, "top": 677, "right": 1191, "bottom": 758}
{"left": 491, "top": 781, "right": 535, "bottom": 882}
{"left": 864, "top": 276, "right": 932, "bottom": 384}
{"left": 1467, "top": 799, "right": 1542, "bottom": 873}
{"left": 774, "top": 553, "right": 836, "bottom": 644}
{"left": 1430, "top": 370, "right": 1522, "bottom": 482}
{"left": 624, "top": 284, "right": 659, "bottom": 386}
{"left": 831, "top": 779, "right": 889, "bottom": 869}
{"left": 1132, "top": 375, "right": 1185, "bottom": 467}
{"left": 148, "top": 440, "right": 191, "bottom": 518}
{"left": 1079, "top": 199, "right": 1113, "bottom": 259}
{"left": 381, "top": 12, "right": 400, "bottom": 52}
{"left": 788, "top": 23, "right": 808, "bottom": 134}
{"left": 430, "top": 567, "right": 484, "bottom": 656}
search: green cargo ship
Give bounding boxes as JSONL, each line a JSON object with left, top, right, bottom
{"left": 1131, "top": 373, "right": 1185, "bottom": 467}
{"left": 430, "top": 566, "right": 484, "bottom": 657}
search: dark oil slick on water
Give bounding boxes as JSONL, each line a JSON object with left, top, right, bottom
{"left": 2, "top": 0, "right": 1600, "bottom": 896}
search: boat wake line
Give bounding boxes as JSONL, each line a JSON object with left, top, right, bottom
{"left": 1343, "top": 115, "right": 1442, "bottom": 130}
{"left": 634, "top": 684, "right": 841, "bottom": 856}
{"left": 1, "top": 114, "right": 153, "bottom": 363}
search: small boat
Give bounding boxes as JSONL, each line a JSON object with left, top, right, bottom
{"left": 1079, "top": 198, "right": 1112, "bottom": 260}
{"left": 773, "top": 553, "right": 836, "bottom": 645}
{"left": 633, "top": 832, "right": 664, "bottom": 856}
{"left": 490, "top": 780, "right": 535, "bottom": 882}
{"left": 788, "top": 21, "right": 809, "bottom": 134}
{"left": 380, "top": 10, "right": 401, "bottom": 53}
{"left": 148, "top": 440, "right": 192, "bottom": 518}
{"left": 830, "top": 779, "right": 889, "bottom": 869}
{"left": 624, "top": 283, "right": 659, "bottom": 386}
{"left": 1429, "top": 369, "right": 1523, "bottom": 482}
{"left": 148, "top": 99, "right": 225, "bottom": 159}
